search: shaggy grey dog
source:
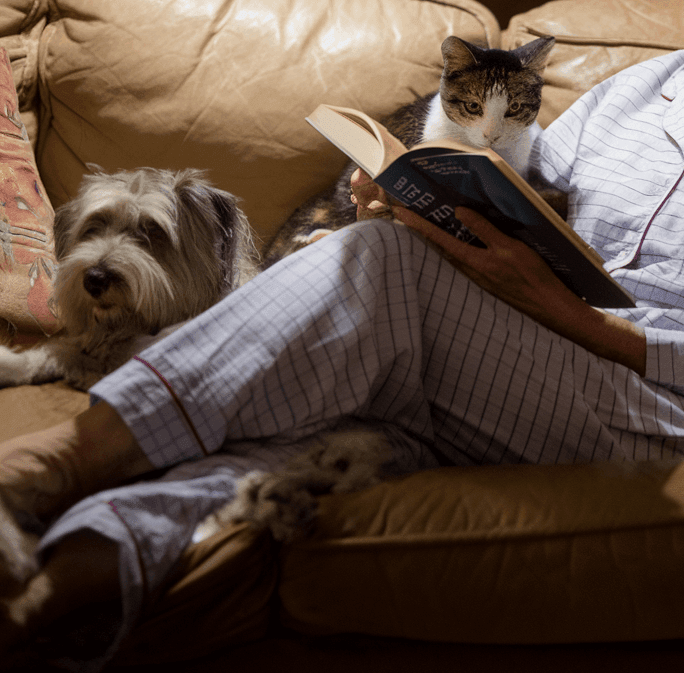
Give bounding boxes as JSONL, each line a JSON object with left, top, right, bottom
{"left": 0, "top": 166, "right": 258, "bottom": 390}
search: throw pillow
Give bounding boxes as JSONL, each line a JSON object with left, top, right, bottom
{"left": 0, "top": 46, "right": 58, "bottom": 345}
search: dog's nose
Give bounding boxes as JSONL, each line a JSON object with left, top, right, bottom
{"left": 83, "top": 267, "right": 113, "bottom": 298}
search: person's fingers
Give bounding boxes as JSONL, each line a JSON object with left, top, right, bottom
{"left": 451, "top": 207, "right": 513, "bottom": 248}
{"left": 350, "top": 168, "right": 388, "bottom": 208}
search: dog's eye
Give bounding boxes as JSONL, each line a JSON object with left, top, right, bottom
{"left": 80, "top": 221, "right": 104, "bottom": 240}
{"left": 136, "top": 220, "right": 168, "bottom": 248}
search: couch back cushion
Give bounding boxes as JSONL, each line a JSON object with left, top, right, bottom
{"left": 503, "top": 0, "right": 684, "bottom": 127}
{"left": 35, "top": 0, "right": 499, "bottom": 248}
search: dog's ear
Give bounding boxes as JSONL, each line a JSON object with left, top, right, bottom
{"left": 173, "top": 170, "right": 257, "bottom": 289}
{"left": 209, "top": 189, "right": 259, "bottom": 285}
{"left": 209, "top": 190, "right": 238, "bottom": 249}
{"left": 208, "top": 189, "right": 244, "bottom": 287}
{"left": 52, "top": 202, "right": 77, "bottom": 260}
{"left": 85, "top": 162, "right": 106, "bottom": 176}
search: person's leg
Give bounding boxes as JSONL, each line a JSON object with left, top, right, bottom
{"left": 4, "top": 217, "right": 684, "bottom": 667}
{"left": 0, "top": 531, "right": 120, "bottom": 670}
{"left": 4, "top": 216, "right": 684, "bottom": 527}
{"left": 0, "top": 220, "right": 445, "bottom": 605}
{"left": 0, "top": 444, "right": 307, "bottom": 669}
{"left": 0, "top": 402, "right": 150, "bottom": 522}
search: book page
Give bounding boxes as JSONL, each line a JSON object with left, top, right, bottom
{"left": 306, "top": 105, "right": 408, "bottom": 176}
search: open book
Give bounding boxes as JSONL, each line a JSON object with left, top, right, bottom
{"left": 306, "top": 104, "right": 635, "bottom": 309}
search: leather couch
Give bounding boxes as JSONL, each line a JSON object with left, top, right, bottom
{"left": 2, "top": 0, "right": 684, "bottom": 670}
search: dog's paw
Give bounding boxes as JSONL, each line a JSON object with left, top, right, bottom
{"left": 194, "top": 470, "right": 322, "bottom": 543}
{"left": 0, "top": 345, "right": 59, "bottom": 388}
{"left": 0, "top": 346, "right": 29, "bottom": 388}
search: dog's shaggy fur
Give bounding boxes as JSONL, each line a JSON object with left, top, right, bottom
{"left": 0, "top": 170, "right": 394, "bottom": 662}
{"left": 194, "top": 420, "right": 393, "bottom": 543}
{"left": 0, "top": 166, "right": 258, "bottom": 391}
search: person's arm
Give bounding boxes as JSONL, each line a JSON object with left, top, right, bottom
{"left": 350, "top": 167, "right": 646, "bottom": 375}
{"left": 396, "top": 204, "right": 646, "bottom": 374}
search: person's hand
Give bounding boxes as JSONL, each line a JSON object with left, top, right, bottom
{"left": 392, "top": 203, "right": 646, "bottom": 375}
{"left": 393, "top": 203, "right": 578, "bottom": 325}
{"left": 350, "top": 167, "right": 568, "bottom": 319}
{"left": 350, "top": 167, "right": 394, "bottom": 221}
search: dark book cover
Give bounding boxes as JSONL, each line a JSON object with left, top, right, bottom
{"left": 376, "top": 147, "right": 635, "bottom": 309}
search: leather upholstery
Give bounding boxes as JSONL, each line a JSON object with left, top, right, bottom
{"left": 2, "top": 0, "right": 684, "bottom": 667}
{"left": 280, "top": 461, "right": 684, "bottom": 643}
{"left": 503, "top": 0, "right": 684, "bottom": 127}
{"left": 2, "top": 0, "right": 500, "bottom": 246}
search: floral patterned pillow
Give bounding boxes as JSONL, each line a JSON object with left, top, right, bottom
{"left": 0, "top": 47, "right": 59, "bottom": 345}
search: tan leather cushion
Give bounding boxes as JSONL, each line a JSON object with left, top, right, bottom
{"left": 118, "top": 458, "right": 684, "bottom": 661}
{"left": 0, "top": 382, "right": 88, "bottom": 441}
{"left": 503, "top": 0, "right": 684, "bottom": 127}
{"left": 280, "top": 461, "right": 684, "bottom": 644}
{"left": 35, "top": 0, "right": 499, "bottom": 248}
{"left": 0, "top": 0, "right": 44, "bottom": 37}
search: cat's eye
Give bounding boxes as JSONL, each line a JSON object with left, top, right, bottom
{"left": 463, "top": 101, "right": 482, "bottom": 115}
{"left": 508, "top": 101, "right": 523, "bottom": 115}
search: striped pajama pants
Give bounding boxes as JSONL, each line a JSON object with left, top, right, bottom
{"left": 42, "top": 218, "right": 684, "bottom": 669}
{"left": 92, "top": 217, "right": 684, "bottom": 467}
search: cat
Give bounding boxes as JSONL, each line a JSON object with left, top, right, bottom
{"left": 262, "top": 35, "right": 556, "bottom": 267}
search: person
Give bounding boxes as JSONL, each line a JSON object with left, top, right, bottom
{"left": 3, "top": 49, "right": 684, "bottom": 669}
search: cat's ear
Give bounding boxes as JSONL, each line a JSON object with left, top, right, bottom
{"left": 441, "top": 36, "right": 480, "bottom": 75}
{"left": 513, "top": 36, "right": 555, "bottom": 73}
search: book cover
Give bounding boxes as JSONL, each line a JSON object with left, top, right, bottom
{"left": 306, "top": 104, "right": 635, "bottom": 309}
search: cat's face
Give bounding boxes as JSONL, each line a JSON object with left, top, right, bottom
{"left": 439, "top": 36, "right": 554, "bottom": 149}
